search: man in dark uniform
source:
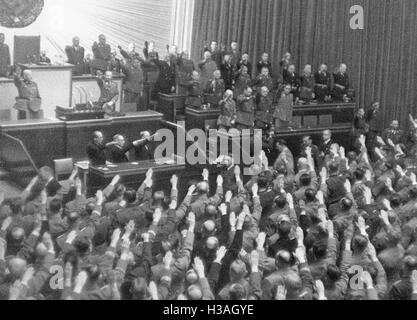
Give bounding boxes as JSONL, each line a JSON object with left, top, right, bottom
{"left": 108, "top": 134, "right": 151, "bottom": 163}
{"left": 220, "top": 54, "right": 235, "bottom": 90}
{"left": 319, "top": 130, "right": 334, "bottom": 160}
{"left": 13, "top": 68, "right": 42, "bottom": 120}
{"left": 365, "top": 101, "right": 382, "bottom": 156}
{"left": 205, "top": 70, "right": 225, "bottom": 107}
{"left": 235, "top": 87, "right": 256, "bottom": 130}
{"left": 229, "top": 42, "right": 241, "bottom": 68}
{"left": 332, "top": 63, "right": 350, "bottom": 101}
{"left": 257, "top": 52, "right": 272, "bottom": 76}
{"left": 65, "top": 36, "right": 85, "bottom": 76}
{"left": 237, "top": 53, "right": 252, "bottom": 78}
{"left": 185, "top": 71, "right": 204, "bottom": 108}
{"left": 283, "top": 64, "right": 300, "bottom": 100}
{"left": 352, "top": 108, "right": 369, "bottom": 152}
{"left": 382, "top": 120, "right": 405, "bottom": 146}
{"left": 121, "top": 56, "right": 144, "bottom": 108}
{"left": 255, "top": 67, "right": 274, "bottom": 94}
{"left": 176, "top": 51, "right": 195, "bottom": 94}
{"left": 314, "top": 64, "right": 331, "bottom": 103}
{"left": 91, "top": 34, "right": 111, "bottom": 74}
{"left": 255, "top": 86, "right": 274, "bottom": 130}
{"left": 96, "top": 71, "right": 120, "bottom": 113}
{"left": 146, "top": 55, "right": 177, "bottom": 99}
{"left": 198, "top": 51, "right": 218, "bottom": 86}
{"left": 135, "top": 131, "right": 155, "bottom": 161}
{"left": 204, "top": 41, "right": 222, "bottom": 67}
{"left": 0, "top": 33, "right": 11, "bottom": 77}
{"left": 299, "top": 64, "right": 315, "bottom": 103}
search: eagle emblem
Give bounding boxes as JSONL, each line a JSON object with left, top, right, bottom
{"left": 0, "top": 0, "right": 44, "bottom": 28}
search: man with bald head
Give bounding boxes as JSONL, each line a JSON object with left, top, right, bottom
{"left": 13, "top": 67, "right": 42, "bottom": 120}
{"left": 66, "top": 36, "right": 85, "bottom": 76}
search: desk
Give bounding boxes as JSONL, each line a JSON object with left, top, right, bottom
{"left": 88, "top": 159, "right": 186, "bottom": 196}
{"left": 0, "top": 111, "right": 164, "bottom": 168}
{"left": 157, "top": 93, "right": 187, "bottom": 122}
{"left": 185, "top": 107, "right": 221, "bottom": 131}
{"left": 0, "top": 77, "right": 18, "bottom": 120}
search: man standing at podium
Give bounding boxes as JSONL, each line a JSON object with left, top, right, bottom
{"left": 0, "top": 33, "right": 11, "bottom": 77}
{"left": 13, "top": 67, "right": 42, "bottom": 120}
{"left": 97, "top": 71, "right": 119, "bottom": 114}
{"left": 65, "top": 36, "right": 85, "bottom": 76}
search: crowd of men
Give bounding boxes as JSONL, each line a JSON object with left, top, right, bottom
{"left": 1, "top": 103, "right": 417, "bottom": 300}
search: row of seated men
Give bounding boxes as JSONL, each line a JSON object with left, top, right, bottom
{"left": 86, "top": 131, "right": 155, "bottom": 166}
{"left": 195, "top": 46, "right": 355, "bottom": 105}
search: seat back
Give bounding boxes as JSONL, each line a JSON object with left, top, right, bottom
{"left": 54, "top": 158, "right": 73, "bottom": 181}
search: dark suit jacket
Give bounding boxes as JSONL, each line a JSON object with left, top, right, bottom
{"left": 86, "top": 142, "right": 106, "bottom": 166}
{"left": 283, "top": 70, "right": 300, "bottom": 89}
{"left": 319, "top": 139, "right": 334, "bottom": 158}
{"left": 108, "top": 143, "right": 133, "bottom": 163}
{"left": 65, "top": 46, "right": 85, "bottom": 75}
{"left": 135, "top": 142, "right": 154, "bottom": 161}
{"left": 256, "top": 61, "right": 272, "bottom": 76}
{"left": 314, "top": 72, "right": 331, "bottom": 87}
{"left": 220, "top": 63, "right": 235, "bottom": 89}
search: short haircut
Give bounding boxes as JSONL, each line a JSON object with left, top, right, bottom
{"left": 49, "top": 198, "right": 62, "bottom": 214}
{"left": 124, "top": 188, "right": 137, "bottom": 204}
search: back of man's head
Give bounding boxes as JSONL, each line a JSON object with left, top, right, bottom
{"left": 229, "top": 283, "right": 246, "bottom": 300}
{"left": 49, "top": 198, "right": 62, "bottom": 215}
{"left": 124, "top": 189, "right": 137, "bottom": 204}
{"left": 352, "top": 234, "right": 368, "bottom": 253}
{"left": 229, "top": 260, "right": 247, "bottom": 283}
{"left": 300, "top": 173, "right": 312, "bottom": 187}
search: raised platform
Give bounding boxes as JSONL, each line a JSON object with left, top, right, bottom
{"left": 0, "top": 71, "right": 124, "bottom": 121}
{"left": 0, "top": 111, "right": 164, "bottom": 168}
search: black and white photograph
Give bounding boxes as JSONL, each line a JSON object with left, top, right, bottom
{"left": 0, "top": 0, "right": 417, "bottom": 310}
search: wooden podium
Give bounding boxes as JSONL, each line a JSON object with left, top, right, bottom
{"left": 20, "top": 63, "right": 74, "bottom": 119}
{"left": 157, "top": 93, "right": 187, "bottom": 122}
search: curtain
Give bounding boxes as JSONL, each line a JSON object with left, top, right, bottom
{"left": 0, "top": 0, "right": 174, "bottom": 61}
{"left": 192, "top": 0, "right": 417, "bottom": 129}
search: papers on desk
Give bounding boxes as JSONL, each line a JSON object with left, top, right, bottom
{"left": 155, "top": 158, "right": 176, "bottom": 165}
{"left": 97, "top": 167, "right": 110, "bottom": 171}
{"left": 75, "top": 161, "right": 90, "bottom": 170}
